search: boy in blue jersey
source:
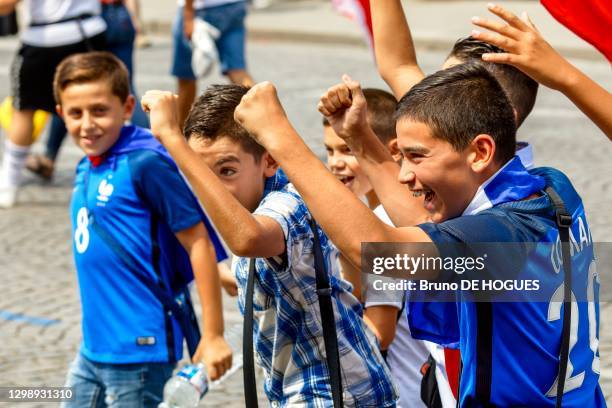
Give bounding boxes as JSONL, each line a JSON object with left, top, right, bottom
{"left": 141, "top": 85, "right": 398, "bottom": 406}
{"left": 231, "top": 63, "right": 604, "bottom": 406}
{"left": 54, "top": 52, "right": 232, "bottom": 407}
{"left": 361, "top": 0, "right": 539, "bottom": 228}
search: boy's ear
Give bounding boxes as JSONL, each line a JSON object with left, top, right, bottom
{"left": 386, "top": 138, "right": 401, "bottom": 162}
{"left": 123, "top": 95, "right": 136, "bottom": 121}
{"left": 468, "top": 134, "right": 496, "bottom": 173}
{"left": 262, "top": 152, "right": 279, "bottom": 178}
{"left": 55, "top": 104, "right": 64, "bottom": 119}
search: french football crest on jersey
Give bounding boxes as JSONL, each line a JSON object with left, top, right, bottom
{"left": 97, "top": 178, "right": 114, "bottom": 204}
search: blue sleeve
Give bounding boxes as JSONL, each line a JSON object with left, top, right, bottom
{"left": 419, "top": 213, "right": 516, "bottom": 244}
{"left": 129, "top": 150, "right": 202, "bottom": 233}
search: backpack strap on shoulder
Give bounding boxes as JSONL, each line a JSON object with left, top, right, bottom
{"left": 545, "top": 186, "right": 573, "bottom": 408}
{"left": 242, "top": 218, "right": 344, "bottom": 407}
{"left": 243, "top": 259, "right": 259, "bottom": 407}
{"left": 309, "top": 217, "right": 344, "bottom": 408}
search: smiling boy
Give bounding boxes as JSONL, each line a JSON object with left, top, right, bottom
{"left": 233, "top": 65, "right": 603, "bottom": 406}
{"left": 323, "top": 88, "right": 398, "bottom": 211}
{"left": 323, "top": 88, "right": 436, "bottom": 408}
{"left": 54, "top": 52, "right": 232, "bottom": 407}
{"left": 142, "top": 84, "right": 398, "bottom": 407}
{"left": 322, "top": 87, "right": 394, "bottom": 301}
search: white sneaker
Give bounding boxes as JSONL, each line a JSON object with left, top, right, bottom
{"left": 0, "top": 185, "right": 18, "bottom": 208}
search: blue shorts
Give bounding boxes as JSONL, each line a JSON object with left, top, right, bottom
{"left": 171, "top": 1, "right": 247, "bottom": 79}
{"left": 61, "top": 352, "right": 175, "bottom": 408}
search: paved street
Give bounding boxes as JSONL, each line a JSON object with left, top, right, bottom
{"left": 0, "top": 27, "right": 611, "bottom": 407}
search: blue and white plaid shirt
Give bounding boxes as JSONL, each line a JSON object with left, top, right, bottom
{"left": 233, "top": 170, "right": 398, "bottom": 407}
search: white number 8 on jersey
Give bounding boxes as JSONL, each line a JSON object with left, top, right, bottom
{"left": 75, "top": 207, "right": 90, "bottom": 254}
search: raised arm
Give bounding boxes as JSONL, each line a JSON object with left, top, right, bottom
{"left": 371, "top": 0, "right": 425, "bottom": 98}
{"left": 471, "top": 4, "right": 612, "bottom": 140}
{"left": 233, "top": 82, "right": 432, "bottom": 268}
{"left": 142, "top": 91, "right": 286, "bottom": 259}
{"left": 318, "top": 77, "right": 430, "bottom": 227}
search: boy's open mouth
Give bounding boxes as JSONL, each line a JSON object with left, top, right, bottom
{"left": 336, "top": 175, "right": 355, "bottom": 186}
{"left": 413, "top": 189, "right": 435, "bottom": 208}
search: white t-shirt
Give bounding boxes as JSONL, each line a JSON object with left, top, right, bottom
{"left": 20, "top": 0, "right": 106, "bottom": 47}
{"left": 177, "top": 0, "right": 243, "bottom": 9}
{"left": 368, "top": 204, "right": 456, "bottom": 408}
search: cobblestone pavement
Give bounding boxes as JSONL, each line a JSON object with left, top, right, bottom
{"left": 0, "top": 35, "right": 610, "bottom": 406}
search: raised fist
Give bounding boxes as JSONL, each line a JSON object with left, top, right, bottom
{"left": 318, "top": 75, "right": 369, "bottom": 142}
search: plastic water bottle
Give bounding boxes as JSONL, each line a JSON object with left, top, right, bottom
{"left": 159, "top": 324, "right": 244, "bottom": 408}
{"left": 159, "top": 363, "right": 208, "bottom": 408}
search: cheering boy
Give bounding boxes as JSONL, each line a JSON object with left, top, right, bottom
{"left": 233, "top": 66, "right": 603, "bottom": 406}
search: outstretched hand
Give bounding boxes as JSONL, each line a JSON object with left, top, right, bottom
{"left": 471, "top": 3, "right": 573, "bottom": 91}
{"left": 318, "top": 75, "right": 369, "bottom": 144}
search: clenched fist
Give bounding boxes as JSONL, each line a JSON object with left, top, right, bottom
{"left": 233, "top": 82, "right": 292, "bottom": 148}
{"left": 318, "top": 75, "right": 369, "bottom": 145}
{"left": 141, "top": 90, "right": 182, "bottom": 144}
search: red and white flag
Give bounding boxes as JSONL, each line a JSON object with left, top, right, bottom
{"left": 332, "top": 0, "right": 373, "bottom": 47}
{"left": 541, "top": 0, "right": 612, "bottom": 61}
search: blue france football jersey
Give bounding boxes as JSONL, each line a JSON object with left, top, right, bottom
{"left": 70, "top": 126, "right": 226, "bottom": 364}
{"left": 418, "top": 167, "right": 604, "bottom": 407}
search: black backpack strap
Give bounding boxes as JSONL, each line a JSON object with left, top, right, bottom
{"left": 456, "top": 358, "right": 462, "bottom": 408}
{"left": 545, "top": 186, "right": 573, "bottom": 408}
{"left": 243, "top": 259, "right": 259, "bottom": 408}
{"left": 474, "top": 302, "right": 493, "bottom": 404}
{"left": 242, "top": 219, "right": 344, "bottom": 407}
{"left": 309, "top": 218, "right": 344, "bottom": 408}
{"left": 420, "top": 354, "right": 443, "bottom": 408}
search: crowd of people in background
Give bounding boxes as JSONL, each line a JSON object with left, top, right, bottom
{"left": 0, "top": 0, "right": 610, "bottom": 407}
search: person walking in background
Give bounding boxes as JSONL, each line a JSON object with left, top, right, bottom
{"left": 26, "top": 0, "right": 149, "bottom": 182}
{"left": 0, "top": 0, "right": 107, "bottom": 208}
{"left": 172, "top": 0, "right": 254, "bottom": 127}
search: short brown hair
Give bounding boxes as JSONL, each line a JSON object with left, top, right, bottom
{"left": 448, "top": 37, "right": 538, "bottom": 127}
{"left": 184, "top": 84, "right": 266, "bottom": 160}
{"left": 53, "top": 51, "right": 130, "bottom": 104}
{"left": 396, "top": 62, "right": 516, "bottom": 164}
{"left": 322, "top": 88, "right": 397, "bottom": 145}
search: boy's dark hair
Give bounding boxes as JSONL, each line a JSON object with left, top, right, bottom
{"left": 54, "top": 51, "right": 130, "bottom": 104}
{"left": 184, "top": 84, "right": 265, "bottom": 160}
{"left": 323, "top": 88, "right": 397, "bottom": 144}
{"left": 448, "top": 36, "right": 538, "bottom": 127}
{"left": 395, "top": 62, "right": 516, "bottom": 164}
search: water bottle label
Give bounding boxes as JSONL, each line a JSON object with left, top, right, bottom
{"left": 177, "top": 365, "right": 208, "bottom": 396}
